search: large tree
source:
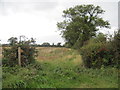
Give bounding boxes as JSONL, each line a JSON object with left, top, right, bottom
{"left": 57, "top": 4, "right": 110, "bottom": 48}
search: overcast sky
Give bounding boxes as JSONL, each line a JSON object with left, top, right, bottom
{"left": 0, "top": 0, "right": 119, "bottom": 44}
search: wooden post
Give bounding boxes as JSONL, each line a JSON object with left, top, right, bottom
{"left": 18, "top": 47, "right": 21, "bottom": 66}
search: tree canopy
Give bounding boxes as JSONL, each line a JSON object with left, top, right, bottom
{"left": 57, "top": 4, "right": 110, "bottom": 48}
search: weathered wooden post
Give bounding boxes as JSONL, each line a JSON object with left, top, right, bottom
{"left": 18, "top": 47, "right": 21, "bottom": 66}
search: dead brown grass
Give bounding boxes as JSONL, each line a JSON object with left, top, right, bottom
{"left": 36, "top": 47, "right": 82, "bottom": 64}
{"left": 1, "top": 46, "right": 82, "bottom": 64}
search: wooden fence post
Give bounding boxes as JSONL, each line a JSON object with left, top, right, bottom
{"left": 18, "top": 47, "right": 21, "bottom": 66}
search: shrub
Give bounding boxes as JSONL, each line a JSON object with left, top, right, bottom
{"left": 80, "top": 33, "right": 115, "bottom": 68}
{"left": 107, "top": 29, "right": 120, "bottom": 68}
{"left": 2, "top": 46, "right": 18, "bottom": 66}
{"left": 2, "top": 36, "right": 38, "bottom": 67}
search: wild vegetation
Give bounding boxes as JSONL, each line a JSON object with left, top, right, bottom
{"left": 2, "top": 48, "right": 118, "bottom": 88}
{"left": 80, "top": 32, "right": 119, "bottom": 68}
{"left": 2, "top": 4, "right": 119, "bottom": 88}
{"left": 2, "top": 36, "right": 37, "bottom": 67}
{"left": 57, "top": 4, "right": 119, "bottom": 69}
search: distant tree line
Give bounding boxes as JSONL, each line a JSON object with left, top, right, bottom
{"left": 2, "top": 42, "right": 64, "bottom": 47}
{"left": 37, "top": 42, "right": 64, "bottom": 47}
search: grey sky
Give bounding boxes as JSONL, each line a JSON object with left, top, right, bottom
{"left": 118, "top": 1, "right": 120, "bottom": 29}
{"left": 0, "top": 0, "right": 119, "bottom": 44}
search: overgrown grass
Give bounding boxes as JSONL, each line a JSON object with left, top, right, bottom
{"left": 3, "top": 61, "right": 118, "bottom": 88}
{"left": 2, "top": 47, "right": 118, "bottom": 88}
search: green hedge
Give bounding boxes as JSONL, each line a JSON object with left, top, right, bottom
{"left": 80, "top": 33, "right": 118, "bottom": 68}
{"left": 2, "top": 37, "right": 38, "bottom": 67}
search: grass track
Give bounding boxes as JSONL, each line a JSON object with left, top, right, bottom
{"left": 2, "top": 47, "right": 119, "bottom": 88}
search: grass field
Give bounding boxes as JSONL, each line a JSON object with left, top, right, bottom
{"left": 36, "top": 47, "right": 82, "bottom": 64}
{"left": 2, "top": 47, "right": 119, "bottom": 88}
